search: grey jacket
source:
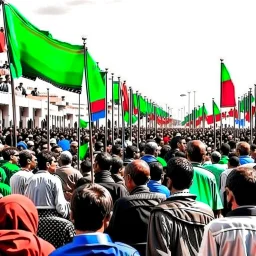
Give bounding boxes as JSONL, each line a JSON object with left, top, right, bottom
{"left": 147, "top": 194, "right": 214, "bottom": 256}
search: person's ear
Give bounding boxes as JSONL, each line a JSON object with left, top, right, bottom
{"left": 103, "top": 212, "right": 112, "bottom": 230}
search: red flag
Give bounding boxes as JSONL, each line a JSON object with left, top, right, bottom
{"left": 121, "top": 82, "right": 129, "bottom": 112}
{"left": 0, "top": 30, "right": 5, "bottom": 53}
{"left": 228, "top": 108, "right": 238, "bottom": 118}
{"left": 245, "top": 106, "right": 256, "bottom": 122}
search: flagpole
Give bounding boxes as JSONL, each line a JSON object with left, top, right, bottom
{"left": 83, "top": 38, "right": 94, "bottom": 183}
{"left": 220, "top": 108, "right": 223, "bottom": 146}
{"left": 1, "top": 2, "right": 17, "bottom": 146}
{"left": 105, "top": 68, "right": 108, "bottom": 152}
{"left": 202, "top": 103, "right": 205, "bottom": 134}
{"left": 117, "top": 76, "right": 121, "bottom": 135}
{"left": 145, "top": 96, "right": 148, "bottom": 136}
{"left": 129, "top": 87, "right": 133, "bottom": 142}
{"left": 121, "top": 81, "right": 125, "bottom": 160}
{"left": 233, "top": 106, "right": 236, "bottom": 138}
{"left": 77, "top": 92, "right": 81, "bottom": 170}
{"left": 244, "top": 93, "right": 246, "bottom": 127}
{"left": 213, "top": 98, "right": 216, "bottom": 150}
{"left": 137, "top": 91, "right": 140, "bottom": 148}
{"left": 154, "top": 104, "right": 157, "bottom": 136}
{"left": 47, "top": 88, "right": 50, "bottom": 150}
{"left": 249, "top": 88, "right": 253, "bottom": 144}
{"left": 238, "top": 96, "right": 241, "bottom": 137}
{"left": 111, "top": 73, "right": 114, "bottom": 145}
{"left": 188, "top": 91, "right": 191, "bottom": 130}
{"left": 254, "top": 84, "right": 256, "bottom": 131}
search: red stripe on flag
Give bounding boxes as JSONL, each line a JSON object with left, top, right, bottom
{"left": 90, "top": 99, "right": 105, "bottom": 113}
{"left": 221, "top": 80, "right": 236, "bottom": 108}
{"left": 122, "top": 83, "right": 129, "bottom": 112}
{"left": 0, "top": 31, "right": 5, "bottom": 53}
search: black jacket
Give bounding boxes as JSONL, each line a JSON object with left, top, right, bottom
{"left": 94, "top": 170, "right": 128, "bottom": 204}
{"left": 107, "top": 185, "right": 166, "bottom": 246}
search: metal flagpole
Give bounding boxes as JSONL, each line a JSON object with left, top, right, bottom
{"left": 117, "top": 77, "right": 121, "bottom": 136}
{"left": 77, "top": 92, "right": 81, "bottom": 170}
{"left": 238, "top": 97, "right": 241, "bottom": 137}
{"left": 233, "top": 106, "right": 236, "bottom": 138}
{"left": 83, "top": 38, "right": 94, "bottom": 183}
{"left": 1, "top": 2, "right": 17, "bottom": 146}
{"left": 254, "top": 85, "right": 256, "bottom": 131}
{"left": 137, "top": 91, "right": 140, "bottom": 148}
{"left": 188, "top": 91, "right": 191, "bottom": 130}
{"left": 47, "top": 88, "right": 50, "bottom": 150}
{"left": 202, "top": 103, "right": 205, "bottom": 134}
{"left": 111, "top": 73, "right": 114, "bottom": 145}
{"left": 145, "top": 96, "right": 148, "bottom": 136}
{"left": 250, "top": 88, "right": 253, "bottom": 144}
{"left": 213, "top": 98, "right": 217, "bottom": 150}
{"left": 120, "top": 81, "right": 125, "bottom": 160}
{"left": 129, "top": 87, "right": 133, "bottom": 142}
{"left": 105, "top": 68, "right": 108, "bottom": 152}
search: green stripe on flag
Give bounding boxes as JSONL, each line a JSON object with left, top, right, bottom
{"left": 79, "top": 143, "right": 89, "bottom": 160}
{"left": 221, "top": 63, "right": 231, "bottom": 82}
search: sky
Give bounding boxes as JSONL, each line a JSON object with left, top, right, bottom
{"left": 2, "top": 0, "right": 256, "bottom": 119}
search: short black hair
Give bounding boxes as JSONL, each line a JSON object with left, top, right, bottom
{"left": 110, "top": 157, "right": 123, "bottom": 174}
{"left": 71, "top": 183, "right": 112, "bottom": 231}
{"left": 2, "top": 147, "right": 18, "bottom": 161}
{"left": 220, "top": 143, "right": 231, "bottom": 156}
{"left": 166, "top": 157, "right": 194, "bottom": 190}
{"left": 19, "top": 150, "right": 32, "bottom": 167}
{"left": 51, "top": 145, "right": 61, "bottom": 152}
{"left": 95, "top": 141, "right": 104, "bottom": 151}
{"left": 112, "top": 144, "right": 122, "bottom": 156}
{"left": 170, "top": 136, "right": 184, "bottom": 150}
{"left": 125, "top": 145, "right": 138, "bottom": 159}
{"left": 250, "top": 144, "right": 256, "bottom": 151}
{"left": 149, "top": 162, "right": 163, "bottom": 181}
{"left": 80, "top": 160, "right": 91, "bottom": 174}
{"left": 75, "top": 177, "right": 91, "bottom": 189}
{"left": 37, "top": 150, "right": 54, "bottom": 170}
{"left": 228, "top": 156, "right": 240, "bottom": 168}
{"left": 226, "top": 167, "right": 256, "bottom": 206}
{"left": 95, "top": 152, "right": 112, "bottom": 171}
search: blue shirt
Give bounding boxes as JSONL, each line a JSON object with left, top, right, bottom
{"left": 58, "top": 139, "right": 70, "bottom": 151}
{"left": 239, "top": 155, "right": 254, "bottom": 165}
{"left": 50, "top": 232, "right": 140, "bottom": 256}
{"left": 147, "top": 180, "right": 170, "bottom": 198}
{"left": 141, "top": 155, "right": 158, "bottom": 164}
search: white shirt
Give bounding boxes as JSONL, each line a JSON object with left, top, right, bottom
{"left": 10, "top": 169, "right": 33, "bottom": 195}
{"left": 24, "top": 170, "right": 69, "bottom": 218}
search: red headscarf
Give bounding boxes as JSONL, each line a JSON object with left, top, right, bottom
{"left": 0, "top": 194, "right": 55, "bottom": 256}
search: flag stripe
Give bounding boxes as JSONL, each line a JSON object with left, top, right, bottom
{"left": 221, "top": 63, "right": 231, "bottom": 82}
{"left": 90, "top": 99, "right": 105, "bottom": 113}
{"left": 221, "top": 80, "right": 236, "bottom": 107}
{"left": 91, "top": 110, "right": 105, "bottom": 122}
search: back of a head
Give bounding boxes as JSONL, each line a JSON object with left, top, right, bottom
{"left": 95, "top": 141, "right": 104, "bottom": 151}
{"left": 250, "top": 144, "right": 256, "bottom": 152}
{"left": 139, "top": 142, "right": 146, "bottom": 152}
{"left": 228, "top": 156, "right": 240, "bottom": 168}
{"left": 95, "top": 152, "right": 112, "bottom": 171}
{"left": 37, "top": 150, "right": 54, "bottom": 170}
{"left": 211, "top": 151, "right": 221, "bottom": 164}
{"left": 159, "top": 145, "right": 171, "bottom": 158}
{"left": 125, "top": 159, "right": 150, "bottom": 186}
{"left": 111, "top": 157, "right": 123, "bottom": 174}
{"left": 144, "top": 142, "right": 158, "bottom": 155}
{"left": 221, "top": 143, "right": 231, "bottom": 156}
{"left": 112, "top": 144, "right": 122, "bottom": 156}
{"left": 166, "top": 157, "right": 194, "bottom": 190}
{"left": 60, "top": 151, "right": 72, "bottom": 166}
{"left": 237, "top": 142, "right": 250, "bottom": 156}
{"left": 170, "top": 136, "right": 182, "bottom": 150}
{"left": 228, "top": 140, "right": 237, "bottom": 150}
{"left": 71, "top": 183, "right": 112, "bottom": 231}
{"left": 149, "top": 162, "right": 163, "bottom": 181}
{"left": 80, "top": 159, "right": 91, "bottom": 175}
{"left": 19, "top": 150, "right": 33, "bottom": 168}
{"left": 226, "top": 167, "right": 256, "bottom": 206}
{"left": 187, "top": 140, "right": 205, "bottom": 163}
{"left": 125, "top": 145, "right": 138, "bottom": 159}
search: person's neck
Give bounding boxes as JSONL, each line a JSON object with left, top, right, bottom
{"left": 21, "top": 166, "right": 31, "bottom": 172}
{"left": 76, "top": 227, "right": 104, "bottom": 235}
{"left": 171, "top": 188, "right": 189, "bottom": 195}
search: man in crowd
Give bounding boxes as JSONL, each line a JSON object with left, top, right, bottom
{"left": 219, "top": 143, "right": 230, "bottom": 164}
{"left": 147, "top": 157, "right": 214, "bottom": 255}
{"left": 10, "top": 150, "right": 37, "bottom": 194}
{"left": 107, "top": 160, "right": 165, "bottom": 255}
{"left": 31, "top": 87, "right": 39, "bottom": 96}
{"left": 141, "top": 141, "right": 159, "bottom": 164}
{"left": 199, "top": 167, "right": 256, "bottom": 255}
{"left": 50, "top": 183, "right": 139, "bottom": 255}
{"left": 123, "top": 145, "right": 140, "bottom": 166}
{"left": 236, "top": 141, "right": 254, "bottom": 165}
{"left": 164, "top": 136, "right": 187, "bottom": 162}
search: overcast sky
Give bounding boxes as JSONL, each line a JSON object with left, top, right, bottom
{"left": 4, "top": 0, "right": 256, "bottom": 119}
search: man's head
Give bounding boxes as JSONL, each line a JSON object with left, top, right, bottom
{"left": 211, "top": 151, "right": 221, "bottom": 164}
{"left": 70, "top": 141, "right": 78, "bottom": 154}
{"left": 37, "top": 150, "right": 58, "bottom": 173}
{"left": 18, "top": 82, "right": 23, "bottom": 88}
{"left": 2, "top": 147, "right": 19, "bottom": 165}
{"left": 51, "top": 145, "right": 62, "bottom": 157}
{"left": 226, "top": 167, "right": 256, "bottom": 209}
{"left": 59, "top": 151, "right": 72, "bottom": 166}
{"left": 93, "top": 152, "right": 112, "bottom": 173}
{"left": 111, "top": 144, "right": 123, "bottom": 157}
{"left": 71, "top": 183, "right": 112, "bottom": 233}
{"left": 19, "top": 150, "right": 37, "bottom": 170}
{"left": 236, "top": 142, "right": 250, "bottom": 156}
{"left": 125, "top": 145, "right": 140, "bottom": 159}
{"left": 187, "top": 140, "right": 206, "bottom": 163}
{"left": 228, "top": 156, "right": 240, "bottom": 169}
{"left": 144, "top": 142, "right": 158, "bottom": 157}
{"left": 170, "top": 136, "right": 186, "bottom": 152}
{"left": 80, "top": 160, "right": 92, "bottom": 180}
{"left": 149, "top": 162, "right": 163, "bottom": 182}
{"left": 95, "top": 141, "right": 104, "bottom": 152}
{"left": 110, "top": 157, "right": 124, "bottom": 176}
{"left": 124, "top": 160, "right": 150, "bottom": 192}
{"left": 50, "top": 138, "right": 57, "bottom": 147}
{"left": 220, "top": 143, "right": 230, "bottom": 156}
{"left": 166, "top": 157, "right": 194, "bottom": 192}
{"left": 250, "top": 144, "right": 256, "bottom": 160}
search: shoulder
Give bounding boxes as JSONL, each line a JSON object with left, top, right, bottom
{"left": 114, "top": 242, "right": 140, "bottom": 255}
{"left": 193, "top": 166, "right": 216, "bottom": 180}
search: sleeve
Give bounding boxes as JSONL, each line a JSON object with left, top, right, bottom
{"left": 0, "top": 168, "right": 7, "bottom": 184}
{"left": 219, "top": 173, "right": 227, "bottom": 205}
{"left": 198, "top": 223, "right": 218, "bottom": 256}
{"left": 54, "top": 177, "right": 69, "bottom": 218}
{"left": 210, "top": 176, "right": 223, "bottom": 211}
{"left": 147, "top": 210, "right": 172, "bottom": 256}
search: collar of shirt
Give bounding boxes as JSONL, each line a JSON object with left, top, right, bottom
{"left": 130, "top": 185, "right": 149, "bottom": 195}
{"left": 73, "top": 233, "right": 113, "bottom": 245}
{"left": 227, "top": 205, "right": 256, "bottom": 217}
{"left": 60, "top": 164, "right": 72, "bottom": 168}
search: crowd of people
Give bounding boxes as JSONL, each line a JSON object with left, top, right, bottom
{"left": 0, "top": 126, "right": 256, "bottom": 255}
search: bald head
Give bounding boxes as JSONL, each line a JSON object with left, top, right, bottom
{"left": 125, "top": 160, "right": 150, "bottom": 186}
{"left": 187, "top": 140, "right": 206, "bottom": 163}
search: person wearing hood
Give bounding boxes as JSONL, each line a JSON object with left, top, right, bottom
{"left": 0, "top": 194, "right": 54, "bottom": 255}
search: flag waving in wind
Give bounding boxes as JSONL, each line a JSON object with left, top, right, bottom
{"left": 3, "top": 3, "right": 84, "bottom": 93}
{"left": 220, "top": 61, "right": 236, "bottom": 108}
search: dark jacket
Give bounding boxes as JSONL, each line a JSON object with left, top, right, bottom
{"left": 111, "top": 174, "right": 125, "bottom": 187}
{"left": 107, "top": 185, "right": 166, "bottom": 252}
{"left": 94, "top": 170, "right": 128, "bottom": 204}
{"left": 147, "top": 194, "right": 214, "bottom": 256}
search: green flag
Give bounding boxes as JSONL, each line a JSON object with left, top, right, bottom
{"left": 4, "top": 4, "right": 84, "bottom": 92}
{"left": 124, "top": 112, "right": 138, "bottom": 124}
{"left": 139, "top": 96, "right": 147, "bottom": 114}
{"left": 79, "top": 119, "right": 88, "bottom": 128}
{"left": 79, "top": 143, "right": 89, "bottom": 160}
{"left": 213, "top": 101, "right": 220, "bottom": 115}
{"left": 113, "top": 81, "right": 119, "bottom": 104}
